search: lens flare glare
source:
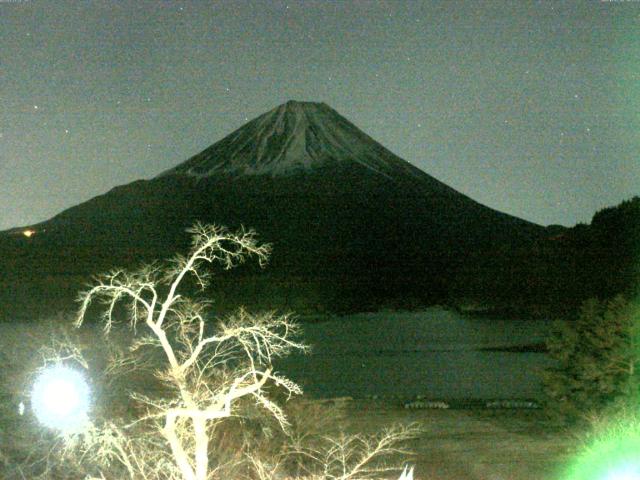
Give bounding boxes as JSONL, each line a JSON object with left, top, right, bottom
{"left": 31, "top": 365, "right": 91, "bottom": 433}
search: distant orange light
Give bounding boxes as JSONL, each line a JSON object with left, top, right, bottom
{"left": 22, "top": 229, "right": 35, "bottom": 238}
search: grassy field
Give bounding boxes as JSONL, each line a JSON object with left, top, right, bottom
{"left": 343, "top": 399, "right": 574, "bottom": 480}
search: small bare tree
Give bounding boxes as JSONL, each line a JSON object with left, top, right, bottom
{"left": 75, "top": 223, "right": 307, "bottom": 480}
{"left": 248, "top": 423, "right": 420, "bottom": 480}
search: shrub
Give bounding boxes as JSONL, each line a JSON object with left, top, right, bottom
{"left": 542, "top": 295, "right": 640, "bottom": 424}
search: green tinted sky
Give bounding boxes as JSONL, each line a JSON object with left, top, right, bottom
{"left": 1, "top": 0, "right": 638, "bottom": 229}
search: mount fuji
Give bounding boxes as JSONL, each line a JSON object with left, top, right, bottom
{"left": 1, "top": 101, "right": 549, "bottom": 315}
{"left": 159, "top": 100, "right": 450, "bottom": 183}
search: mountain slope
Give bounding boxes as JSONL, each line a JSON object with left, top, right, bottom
{"left": 159, "top": 100, "right": 446, "bottom": 184}
{"left": 0, "top": 101, "right": 548, "bottom": 315}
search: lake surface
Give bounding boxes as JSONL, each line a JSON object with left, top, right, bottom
{"left": 1, "top": 308, "right": 555, "bottom": 403}
{"left": 275, "top": 308, "right": 555, "bottom": 400}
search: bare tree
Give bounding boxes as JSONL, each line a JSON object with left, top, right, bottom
{"left": 35, "top": 222, "right": 423, "bottom": 480}
{"left": 309, "top": 425, "right": 419, "bottom": 480}
{"left": 248, "top": 422, "right": 421, "bottom": 480}
{"left": 75, "top": 223, "right": 307, "bottom": 480}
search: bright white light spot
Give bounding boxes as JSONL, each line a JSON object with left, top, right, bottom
{"left": 602, "top": 463, "right": 640, "bottom": 480}
{"left": 31, "top": 365, "right": 91, "bottom": 433}
{"left": 398, "top": 465, "right": 414, "bottom": 480}
{"left": 22, "top": 229, "right": 35, "bottom": 238}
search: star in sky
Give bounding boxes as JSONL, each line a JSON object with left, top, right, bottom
{"left": 0, "top": 0, "right": 637, "bottom": 230}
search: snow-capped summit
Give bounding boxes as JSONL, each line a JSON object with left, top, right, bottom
{"left": 159, "top": 100, "right": 420, "bottom": 179}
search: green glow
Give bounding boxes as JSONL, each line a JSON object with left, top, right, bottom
{"left": 562, "top": 419, "right": 640, "bottom": 480}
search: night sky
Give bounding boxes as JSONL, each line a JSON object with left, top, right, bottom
{"left": 1, "top": 0, "right": 638, "bottom": 231}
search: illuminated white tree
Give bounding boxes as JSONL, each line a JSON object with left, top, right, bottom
{"left": 76, "top": 223, "right": 307, "bottom": 480}
{"left": 54, "top": 222, "right": 422, "bottom": 480}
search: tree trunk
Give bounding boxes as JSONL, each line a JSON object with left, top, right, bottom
{"left": 194, "top": 417, "right": 209, "bottom": 480}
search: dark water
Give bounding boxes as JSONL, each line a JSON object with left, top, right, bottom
{"left": 275, "top": 308, "right": 554, "bottom": 400}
